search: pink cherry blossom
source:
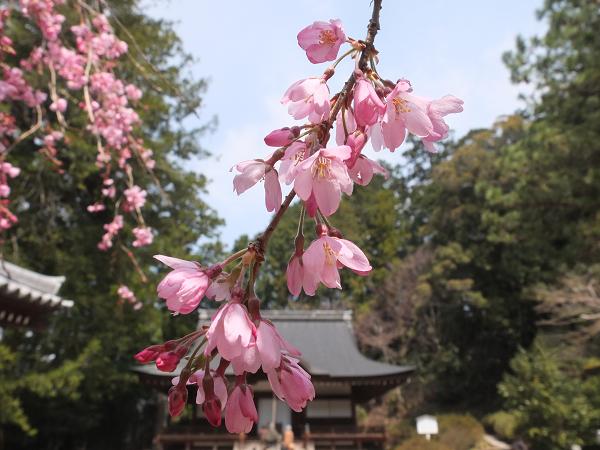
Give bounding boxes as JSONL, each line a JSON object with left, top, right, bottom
{"left": 232, "top": 160, "right": 282, "bottom": 213}
{"left": 205, "top": 301, "right": 255, "bottom": 361}
{"left": 335, "top": 108, "right": 357, "bottom": 145}
{"left": 293, "top": 146, "right": 353, "bottom": 216}
{"left": 281, "top": 76, "right": 330, "bottom": 123}
{"left": 286, "top": 252, "right": 304, "bottom": 296}
{"left": 117, "top": 285, "right": 135, "bottom": 301}
{"left": 98, "top": 214, "right": 123, "bottom": 250}
{"left": 125, "top": 84, "right": 142, "bottom": 101}
{"left": 49, "top": 97, "right": 67, "bottom": 112}
{"left": 381, "top": 80, "right": 433, "bottom": 152}
{"left": 132, "top": 226, "right": 153, "bottom": 247}
{"left": 154, "top": 255, "right": 219, "bottom": 314}
{"left": 353, "top": 78, "right": 385, "bottom": 127}
{"left": 205, "top": 273, "right": 233, "bottom": 302}
{"left": 297, "top": 19, "right": 346, "bottom": 64}
{"left": 230, "top": 319, "right": 301, "bottom": 375}
{"left": 345, "top": 129, "right": 368, "bottom": 168}
{"left": 87, "top": 202, "right": 105, "bottom": 213}
{"left": 421, "top": 95, "right": 464, "bottom": 152}
{"left": 1, "top": 162, "right": 20, "bottom": 179}
{"left": 267, "top": 357, "right": 315, "bottom": 412}
{"left": 348, "top": 155, "right": 389, "bottom": 186}
{"left": 123, "top": 185, "right": 147, "bottom": 211}
{"left": 301, "top": 231, "right": 371, "bottom": 295}
{"left": 278, "top": 141, "right": 308, "bottom": 185}
{"left": 225, "top": 384, "right": 258, "bottom": 434}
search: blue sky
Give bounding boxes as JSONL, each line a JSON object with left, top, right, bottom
{"left": 147, "top": 0, "right": 544, "bottom": 247}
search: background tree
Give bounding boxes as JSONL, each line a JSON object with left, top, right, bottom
{"left": 0, "top": 1, "right": 222, "bottom": 449}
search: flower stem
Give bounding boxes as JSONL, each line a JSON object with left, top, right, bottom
{"left": 331, "top": 48, "right": 357, "bottom": 69}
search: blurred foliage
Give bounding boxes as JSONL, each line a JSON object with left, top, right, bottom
{"left": 494, "top": 344, "right": 600, "bottom": 450}
{"left": 396, "top": 437, "right": 452, "bottom": 450}
{"left": 1, "top": 0, "right": 222, "bottom": 449}
{"left": 437, "top": 415, "right": 484, "bottom": 450}
{"left": 392, "top": 414, "right": 484, "bottom": 450}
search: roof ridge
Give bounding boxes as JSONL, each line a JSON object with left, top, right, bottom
{"left": 197, "top": 308, "right": 353, "bottom": 322}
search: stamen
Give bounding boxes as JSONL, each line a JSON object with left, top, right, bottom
{"left": 312, "top": 156, "right": 331, "bottom": 179}
{"left": 323, "top": 242, "right": 337, "bottom": 266}
{"left": 319, "top": 30, "right": 338, "bottom": 46}
{"left": 392, "top": 97, "right": 411, "bottom": 115}
{"left": 294, "top": 149, "right": 305, "bottom": 166}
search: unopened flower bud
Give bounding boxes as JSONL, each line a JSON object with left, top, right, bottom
{"left": 328, "top": 227, "right": 344, "bottom": 239}
{"left": 156, "top": 349, "right": 185, "bottom": 372}
{"left": 168, "top": 383, "right": 188, "bottom": 417}
{"left": 315, "top": 223, "right": 328, "bottom": 236}
{"left": 264, "top": 128, "right": 295, "bottom": 147}
{"left": 134, "top": 345, "right": 162, "bottom": 363}
{"left": 203, "top": 397, "right": 222, "bottom": 427}
{"left": 294, "top": 235, "right": 305, "bottom": 255}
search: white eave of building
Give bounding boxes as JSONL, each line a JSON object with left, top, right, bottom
{"left": 0, "top": 260, "right": 73, "bottom": 309}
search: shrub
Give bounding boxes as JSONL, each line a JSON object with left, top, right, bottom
{"left": 396, "top": 436, "right": 452, "bottom": 450}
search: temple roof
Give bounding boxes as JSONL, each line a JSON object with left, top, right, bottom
{"left": 0, "top": 260, "right": 73, "bottom": 328}
{"left": 135, "top": 309, "right": 414, "bottom": 382}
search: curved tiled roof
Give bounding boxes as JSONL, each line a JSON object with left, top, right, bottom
{"left": 0, "top": 260, "right": 73, "bottom": 327}
{"left": 135, "top": 309, "right": 414, "bottom": 381}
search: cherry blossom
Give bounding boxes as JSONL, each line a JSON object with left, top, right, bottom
{"left": 302, "top": 226, "right": 372, "bottom": 295}
{"left": 353, "top": 78, "right": 386, "bottom": 127}
{"left": 132, "top": 227, "right": 153, "bottom": 248}
{"left": 225, "top": 383, "right": 258, "bottom": 434}
{"left": 267, "top": 356, "right": 315, "bottom": 412}
{"left": 204, "top": 300, "right": 255, "bottom": 361}
{"left": 297, "top": 19, "right": 346, "bottom": 64}
{"left": 154, "top": 255, "right": 222, "bottom": 314}
{"left": 232, "top": 160, "right": 282, "bottom": 213}
{"left": 293, "top": 146, "right": 353, "bottom": 216}
{"left": 281, "top": 76, "right": 330, "bottom": 123}
{"left": 380, "top": 80, "right": 434, "bottom": 152}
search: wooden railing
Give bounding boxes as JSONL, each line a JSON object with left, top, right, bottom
{"left": 154, "top": 430, "right": 386, "bottom": 450}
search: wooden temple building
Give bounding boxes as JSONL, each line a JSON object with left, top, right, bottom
{"left": 0, "top": 260, "right": 73, "bottom": 331}
{"left": 136, "top": 309, "right": 414, "bottom": 450}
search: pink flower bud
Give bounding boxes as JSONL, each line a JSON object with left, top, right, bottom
{"left": 168, "top": 384, "right": 188, "bottom": 417}
{"left": 134, "top": 345, "right": 162, "bottom": 363}
{"left": 203, "top": 397, "right": 222, "bottom": 427}
{"left": 225, "top": 384, "right": 258, "bottom": 434}
{"left": 156, "top": 350, "right": 182, "bottom": 372}
{"left": 264, "top": 127, "right": 297, "bottom": 147}
{"left": 353, "top": 78, "right": 385, "bottom": 127}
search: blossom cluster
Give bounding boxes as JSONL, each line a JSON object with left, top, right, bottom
{"left": 0, "top": 1, "right": 155, "bottom": 284}
{"left": 136, "top": 255, "right": 315, "bottom": 433}
{"left": 136, "top": 15, "right": 462, "bottom": 434}
{"left": 117, "top": 284, "right": 142, "bottom": 310}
